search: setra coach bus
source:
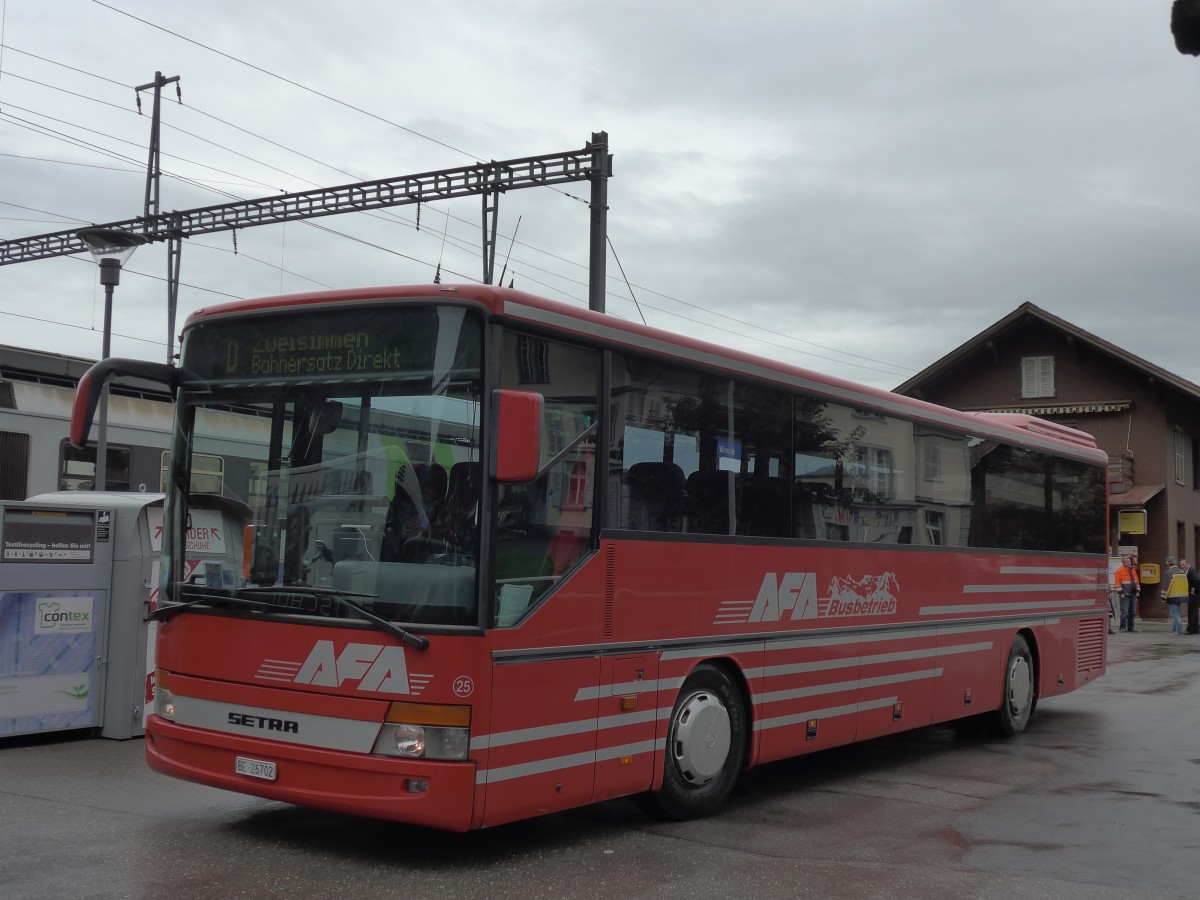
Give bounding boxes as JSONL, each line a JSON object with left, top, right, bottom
{"left": 71, "top": 283, "right": 1109, "bottom": 830}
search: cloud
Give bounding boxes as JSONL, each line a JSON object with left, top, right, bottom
{"left": 2, "top": 1, "right": 1199, "bottom": 390}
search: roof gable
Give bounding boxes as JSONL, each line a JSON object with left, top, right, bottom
{"left": 895, "top": 301, "right": 1200, "bottom": 404}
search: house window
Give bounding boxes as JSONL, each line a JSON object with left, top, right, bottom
{"left": 563, "top": 459, "right": 590, "bottom": 509}
{"left": 853, "top": 445, "right": 895, "bottom": 499}
{"left": 923, "top": 444, "right": 942, "bottom": 482}
{"left": 1176, "top": 427, "right": 1187, "bottom": 486}
{"left": 925, "top": 510, "right": 945, "bottom": 545}
{"left": 517, "top": 335, "right": 551, "bottom": 384}
{"left": 1020, "top": 356, "right": 1055, "bottom": 399}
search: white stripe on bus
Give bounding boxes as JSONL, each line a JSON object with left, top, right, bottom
{"left": 752, "top": 642, "right": 991, "bottom": 679}
{"left": 999, "top": 566, "right": 1106, "bottom": 576}
{"left": 475, "top": 740, "right": 661, "bottom": 785}
{"left": 922, "top": 600, "right": 1094, "bottom": 615}
{"left": 963, "top": 583, "right": 1099, "bottom": 593}
{"left": 755, "top": 669, "right": 942, "bottom": 706}
{"left": 471, "top": 707, "right": 664, "bottom": 751}
{"left": 754, "top": 697, "right": 896, "bottom": 731}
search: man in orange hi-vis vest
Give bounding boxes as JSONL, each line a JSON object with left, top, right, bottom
{"left": 1115, "top": 555, "right": 1140, "bottom": 633}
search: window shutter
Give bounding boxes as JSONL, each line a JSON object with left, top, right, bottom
{"left": 1039, "top": 356, "right": 1054, "bottom": 396}
{"left": 1021, "top": 356, "right": 1055, "bottom": 399}
{"left": 1021, "top": 358, "right": 1037, "bottom": 398}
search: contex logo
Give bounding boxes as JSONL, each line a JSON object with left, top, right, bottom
{"left": 293, "top": 640, "right": 410, "bottom": 694}
{"left": 717, "top": 571, "right": 900, "bottom": 624}
{"left": 35, "top": 596, "right": 94, "bottom": 634}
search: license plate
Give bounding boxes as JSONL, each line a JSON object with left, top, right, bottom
{"left": 235, "top": 756, "right": 277, "bottom": 781}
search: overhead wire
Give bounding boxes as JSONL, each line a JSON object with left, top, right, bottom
{"left": 3, "top": 43, "right": 489, "bottom": 272}
{"left": 0, "top": 199, "right": 91, "bottom": 224}
{"left": 0, "top": 100, "right": 285, "bottom": 191}
{"left": 187, "top": 239, "right": 333, "bottom": 290}
{"left": 90, "top": 0, "right": 485, "bottom": 161}
{"left": 0, "top": 49, "right": 604, "bottom": 280}
{"left": 3, "top": 109, "right": 483, "bottom": 292}
{"left": 0, "top": 109, "right": 267, "bottom": 207}
{"left": 2, "top": 21, "right": 916, "bottom": 377}
{"left": 3, "top": 88, "right": 911, "bottom": 376}
{"left": 0, "top": 305, "right": 163, "bottom": 347}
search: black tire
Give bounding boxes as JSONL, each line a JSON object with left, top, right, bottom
{"left": 990, "top": 634, "right": 1036, "bottom": 738}
{"left": 647, "top": 664, "right": 747, "bottom": 820}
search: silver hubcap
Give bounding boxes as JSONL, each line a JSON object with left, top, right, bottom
{"left": 671, "top": 690, "right": 731, "bottom": 785}
{"left": 1008, "top": 655, "right": 1032, "bottom": 717}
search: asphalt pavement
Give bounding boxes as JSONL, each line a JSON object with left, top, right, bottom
{"left": 2, "top": 615, "right": 1198, "bottom": 900}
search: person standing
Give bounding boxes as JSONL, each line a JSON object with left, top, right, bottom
{"left": 1163, "top": 556, "right": 1189, "bottom": 635}
{"left": 1185, "top": 559, "right": 1200, "bottom": 635}
{"left": 1115, "top": 555, "right": 1140, "bottom": 632}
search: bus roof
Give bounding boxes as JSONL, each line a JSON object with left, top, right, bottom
{"left": 183, "top": 284, "right": 1108, "bottom": 465}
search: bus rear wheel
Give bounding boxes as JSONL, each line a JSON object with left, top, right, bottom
{"left": 648, "top": 664, "right": 746, "bottom": 820}
{"left": 990, "top": 634, "right": 1036, "bottom": 737}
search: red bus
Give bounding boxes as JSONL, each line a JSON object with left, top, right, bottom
{"left": 72, "top": 284, "right": 1108, "bottom": 830}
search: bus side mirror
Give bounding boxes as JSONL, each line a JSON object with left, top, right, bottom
{"left": 71, "top": 358, "right": 179, "bottom": 447}
{"left": 492, "top": 389, "right": 542, "bottom": 483}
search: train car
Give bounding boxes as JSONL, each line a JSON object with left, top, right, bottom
{"left": 0, "top": 344, "right": 174, "bottom": 500}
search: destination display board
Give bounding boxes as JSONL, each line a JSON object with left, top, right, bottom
{"left": 182, "top": 305, "right": 481, "bottom": 382}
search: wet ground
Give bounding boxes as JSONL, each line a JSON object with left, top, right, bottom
{"left": 2, "top": 619, "right": 1197, "bottom": 899}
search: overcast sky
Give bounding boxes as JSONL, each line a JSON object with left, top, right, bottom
{"left": 2, "top": 1, "right": 1199, "bottom": 391}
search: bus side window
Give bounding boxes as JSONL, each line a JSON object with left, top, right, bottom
{"left": 494, "top": 331, "right": 599, "bottom": 627}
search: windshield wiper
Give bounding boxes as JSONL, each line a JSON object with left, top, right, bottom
{"left": 239, "top": 586, "right": 430, "bottom": 651}
{"left": 149, "top": 587, "right": 274, "bottom": 621}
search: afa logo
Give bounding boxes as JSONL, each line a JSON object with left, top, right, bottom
{"left": 294, "top": 641, "right": 410, "bottom": 694}
{"left": 256, "top": 641, "right": 433, "bottom": 696}
{"left": 718, "top": 571, "right": 900, "bottom": 624}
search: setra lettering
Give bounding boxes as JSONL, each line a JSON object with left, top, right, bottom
{"left": 227, "top": 711, "right": 299, "bottom": 733}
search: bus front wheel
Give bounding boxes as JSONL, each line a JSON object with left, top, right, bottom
{"left": 649, "top": 664, "right": 746, "bottom": 820}
{"left": 990, "top": 634, "right": 1036, "bottom": 737}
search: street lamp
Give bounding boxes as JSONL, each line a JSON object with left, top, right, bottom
{"left": 76, "top": 227, "right": 147, "bottom": 492}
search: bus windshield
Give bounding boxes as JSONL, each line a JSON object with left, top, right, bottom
{"left": 166, "top": 302, "right": 484, "bottom": 628}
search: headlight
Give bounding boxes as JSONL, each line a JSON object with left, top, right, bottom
{"left": 373, "top": 723, "right": 469, "bottom": 760}
{"left": 390, "top": 723, "right": 426, "bottom": 756}
{"left": 372, "top": 702, "right": 470, "bottom": 761}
